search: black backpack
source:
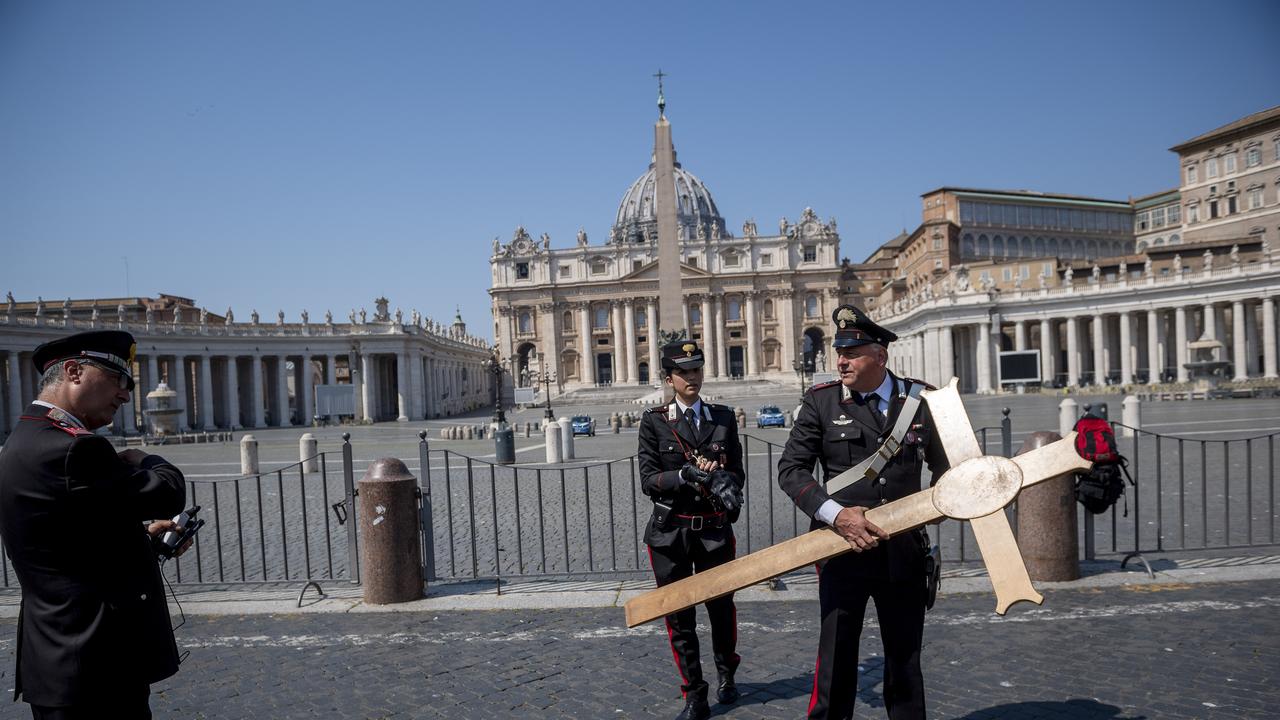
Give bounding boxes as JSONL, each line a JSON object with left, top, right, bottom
{"left": 1072, "top": 414, "right": 1135, "bottom": 516}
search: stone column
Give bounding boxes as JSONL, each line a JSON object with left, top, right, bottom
{"left": 1119, "top": 312, "right": 1133, "bottom": 384}
{"left": 778, "top": 292, "right": 796, "bottom": 375}
{"left": 624, "top": 299, "right": 638, "bottom": 384}
{"left": 578, "top": 305, "right": 595, "bottom": 386}
{"left": 397, "top": 351, "right": 410, "bottom": 421}
{"left": 701, "top": 295, "right": 716, "bottom": 378}
{"left": 1232, "top": 301, "right": 1248, "bottom": 381}
{"left": 1014, "top": 320, "right": 1028, "bottom": 351}
{"left": 1263, "top": 298, "right": 1278, "bottom": 378}
{"left": 170, "top": 355, "right": 190, "bottom": 431}
{"left": 1091, "top": 314, "right": 1105, "bottom": 385}
{"left": 1066, "top": 317, "right": 1080, "bottom": 387}
{"left": 146, "top": 355, "right": 159, "bottom": 394}
{"left": 976, "top": 322, "right": 993, "bottom": 393}
{"left": 1039, "top": 319, "right": 1054, "bottom": 385}
{"left": 539, "top": 303, "right": 560, "bottom": 384}
{"left": 713, "top": 296, "right": 726, "bottom": 377}
{"left": 226, "top": 356, "right": 241, "bottom": 429}
{"left": 611, "top": 302, "right": 625, "bottom": 385}
{"left": 1146, "top": 310, "right": 1161, "bottom": 383}
{"left": 199, "top": 353, "right": 215, "bottom": 429}
{"left": 647, "top": 299, "right": 660, "bottom": 384}
{"left": 745, "top": 292, "right": 760, "bottom": 377}
{"left": 939, "top": 325, "right": 955, "bottom": 384}
{"left": 1175, "top": 306, "right": 1189, "bottom": 382}
{"left": 8, "top": 351, "right": 25, "bottom": 434}
{"left": 924, "top": 328, "right": 941, "bottom": 387}
{"left": 250, "top": 354, "right": 266, "bottom": 428}
{"left": 276, "top": 355, "right": 290, "bottom": 426}
{"left": 407, "top": 352, "right": 423, "bottom": 420}
{"left": 1245, "top": 302, "right": 1261, "bottom": 376}
{"left": 680, "top": 298, "right": 691, "bottom": 339}
{"left": 1203, "top": 303, "right": 1217, "bottom": 343}
{"left": 361, "top": 352, "right": 375, "bottom": 423}
{"left": 300, "top": 355, "right": 315, "bottom": 423}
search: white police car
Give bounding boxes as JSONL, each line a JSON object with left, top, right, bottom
{"left": 756, "top": 405, "right": 786, "bottom": 428}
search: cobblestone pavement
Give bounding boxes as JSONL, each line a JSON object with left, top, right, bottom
{"left": 0, "top": 578, "right": 1274, "bottom": 719}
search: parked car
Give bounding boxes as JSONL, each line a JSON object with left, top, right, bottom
{"left": 571, "top": 415, "right": 596, "bottom": 436}
{"left": 756, "top": 405, "right": 787, "bottom": 428}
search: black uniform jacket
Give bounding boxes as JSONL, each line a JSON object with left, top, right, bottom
{"left": 777, "top": 373, "right": 949, "bottom": 581}
{"left": 0, "top": 404, "right": 186, "bottom": 705}
{"left": 638, "top": 401, "right": 745, "bottom": 551}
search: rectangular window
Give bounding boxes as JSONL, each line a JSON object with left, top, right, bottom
{"left": 1247, "top": 148, "right": 1261, "bottom": 167}
{"left": 690, "top": 306, "right": 701, "bottom": 324}
{"left": 1136, "top": 212, "right": 1150, "bottom": 231}
{"left": 975, "top": 203, "right": 989, "bottom": 224}
{"left": 1002, "top": 268, "right": 1012, "bottom": 281}
{"left": 1227, "top": 196, "right": 1237, "bottom": 214}
{"left": 1031, "top": 206, "right": 1044, "bottom": 226}
{"left": 803, "top": 245, "right": 817, "bottom": 262}
{"left": 933, "top": 238, "right": 943, "bottom": 250}
{"left": 1206, "top": 157, "right": 1219, "bottom": 178}
{"left": 1275, "top": 139, "right": 1280, "bottom": 162}
{"left": 727, "top": 300, "right": 742, "bottom": 321}
{"left": 590, "top": 260, "right": 607, "bottom": 275}
{"left": 516, "top": 262, "right": 530, "bottom": 280}
{"left": 1186, "top": 165, "right": 1198, "bottom": 184}
{"left": 1042, "top": 262, "right": 1053, "bottom": 277}
{"left": 1188, "top": 204, "right": 1199, "bottom": 223}
{"left": 1070, "top": 210, "right": 1084, "bottom": 230}
{"left": 593, "top": 307, "right": 609, "bottom": 329}
{"left": 960, "top": 201, "right": 974, "bottom": 224}
{"left": 1249, "top": 188, "right": 1264, "bottom": 210}
{"left": 724, "top": 253, "right": 741, "bottom": 267}
{"left": 1224, "top": 153, "right": 1237, "bottom": 174}
{"left": 1209, "top": 200, "right": 1219, "bottom": 219}
{"left": 1167, "top": 204, "right": 1180, "bottom": 223}
{"left": 1152, "top": 207, "right": 1165, "bottom": 228}
{"left": 559, "top": 264, "right": 572, "bottom": 278}
{"left": 980, "top": 271, "right": 991, "bottom": 285}
{"left": 760, "top": 253, "right": 773, "bottom": 266}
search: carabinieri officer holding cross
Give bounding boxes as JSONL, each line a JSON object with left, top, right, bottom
{"left": 638, "top": 340, "right": 745, "bottom": 720}
{"left": 778, "top": 305, "right": 949, "bottom": 720}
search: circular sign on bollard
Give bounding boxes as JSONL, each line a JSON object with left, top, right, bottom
{"left": 358, "top": 458, "right": 424, "bottom": 604}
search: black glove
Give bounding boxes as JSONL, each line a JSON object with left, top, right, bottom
{"left": 707, "top": 470, "right": 743, "bottom": 513}
{"left": 679, "top": 462, "right": 710, "bottom": 487}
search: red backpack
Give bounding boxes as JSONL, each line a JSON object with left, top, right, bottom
{"left": 1072, "top": 414, "right": 1134, "bottom": 515}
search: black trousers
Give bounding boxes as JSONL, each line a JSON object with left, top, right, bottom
{"left": 648, "top": 528, "right": 740, "bottom": 696}
{"left": 807, "top": 555, "right": 926, "bottom": 720}
{"left": 30, "top": 684, "right": 151, "bottom": 720}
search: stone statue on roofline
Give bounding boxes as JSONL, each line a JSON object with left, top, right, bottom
{"left": 1202, "top": 248, "right": 1214, "bottom": 273}
{"left": 225, "top": 307, "right": 234, "bottom": 325}
{"left": 251, "top": 309, "right": 260, "bottom": 325}
{"left": 577, "top": 227, "right": 588, "bottom": 246}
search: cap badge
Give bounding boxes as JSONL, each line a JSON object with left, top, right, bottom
{"left": 682, "top": 343, "right": 695, "bottom": 357}
{"left": 836, "top": 307, "right": 857, "bottom": 328}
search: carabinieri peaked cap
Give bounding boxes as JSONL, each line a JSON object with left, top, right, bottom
{"left": 831, "top": 304, "right": 897, "bottom": 348}
{"left": 32, "top": 330, "right": 137, "bottom": 384}
{"left": 661, "top": 339, "right": 705, "bottom": 371}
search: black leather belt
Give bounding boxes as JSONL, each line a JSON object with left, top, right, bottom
{"left": 666, "top": 512, "right": 728, "bottom": 531}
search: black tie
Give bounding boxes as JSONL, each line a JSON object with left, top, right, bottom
{"left": 684, "top": 407, "right": 697, "bottom": 431}
{"left": 866, "top": 392, "right": 886, "bottom": 429}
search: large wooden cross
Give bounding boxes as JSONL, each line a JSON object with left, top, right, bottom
{"left": 624, "top": 378, "right": 1091, "bottom": 627}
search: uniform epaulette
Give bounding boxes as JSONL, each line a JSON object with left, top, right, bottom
{"left": 903, "top": 377, "right": 937, "bottom": 391}
{"left": 808, "top": 380, "right": 841, "bottom": 392}
{"left": 646, "top": 404, "right": 668, "bottom": 413}
{"left": 46, "top": 419, "right": 93, "bottom": 437}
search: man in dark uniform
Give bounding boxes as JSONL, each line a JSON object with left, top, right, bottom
{"left": 638, "top": 340, "right": 746, "bottom": 720}
{"left": 0, "top": 330, "right": 188, "bottom": 719}
{"left": 778, "top": 306, "right": 949, "bottom": 720}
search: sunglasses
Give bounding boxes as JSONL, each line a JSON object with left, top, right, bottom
{"left": 79, "top": 360, "right": 135, "bottom": 392}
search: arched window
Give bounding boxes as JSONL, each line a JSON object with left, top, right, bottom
{"left": 993, "top": 236, "right": 1005, "bottom": 258}
{"left": 962, "top": 234, "right": 975, "bottom": 257}
{"left": 728, "top": 298, "right": 742, "bottom": 321}
{"left": 977, "top": 234, "right": 990, "bottom": 256}
{"left": 518, "top": 311, "right": 532, "bottom": 334}
{"left": 805, "top": 294, "right": 819, "bottom": 318}
{"left": 1035, "top": 237, "right": 1046, "bottom": 255}
{"left": 1021, "top": 236, "right": 1032, "bottom": 257}
{"left": 1048, "top": 237, "right": 1060, "bottom": 256}
{"left": 562, "top": 310, "right": 574, "bottom": 332}
{"left": 1169, "top": 233, "right": 1181, "bottom": 245}
{"left": 1087, "top": 239, "right": 1099, "bottom": 258}
{"left": 1073, "top": 240, "right": 1085, "bottom": 259}
{"left": 763, "top": 299, "right": 775, "bottom": 320}
{"left": 635, "top": 309, "right": 646, "bottom": 328}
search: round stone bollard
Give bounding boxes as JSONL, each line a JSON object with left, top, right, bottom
{"left": 465, "top": 425, "right": 475, "bottom": 440}
{"left": 1014, "top": 431, "right": 1079, "bottom": 581}
{"left": 545, "top": 422, "right": 563, "bottom": 463}
{"left": 1058, "top": 398, "right": 1078, "bottom": 437}
{"left": 299, "top": 433, "right": 318, "bottom": 473}
{"left": 358, "top": 458, "right": 424, "bottom": 604}
{"left": 558, "top": 416, "right": 575, "bottom": 460}
{"left": 1121, "top": 395, "right": 1140, "bottom": 438}
{"left": 611, "top": 415, "right": 620, "bottom": 434}
{"left": 240, "top": 434, "right": 259, "bottom": 476}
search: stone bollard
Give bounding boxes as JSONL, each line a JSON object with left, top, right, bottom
{"left": 439, "top": 427, "right": 449, "bottom": 439}
{"left": 1121, "top": 395, "right": 1140, "bottom": 438}
{"left": 612, "top": 416, "right": 621, "bottom": 433}
{"left": 1014, "top": 432, "right": 1079, "bottom": 581}
{"left": 358, "top": 458, "right": 425, "bottom": 604}
{"left": 558, "top": 416, "right": 575, "bottom": 460}
{"left": 735, "top": 407, "right": 746, "bottom": 428}
{"left": 299, "top": 433, "right": 318, "bottom": 473}
{"left": 621, "top": 413, "right": 632, "bottom": 428}
{"left": 240, "top": 434, "right": 259, "bottom": 476}
{"left": 465, "top": 425, "right": 474, "bottom": 440}
{"left": 1058, "top": 398, "right": 1078, "bottom": 437}
{"left": 545, "top": 422, "right": 562, "bottom": 463}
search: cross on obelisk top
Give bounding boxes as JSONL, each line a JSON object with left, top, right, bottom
{"left": 654, "top": 69, "right": 667, "bottom": 118}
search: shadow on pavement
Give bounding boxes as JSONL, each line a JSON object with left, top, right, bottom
{"left": 730, "top": 673, "right": 812, "bottom": 709}
{"left": 950, "top": 698, "right": 1145, "bottom": 719}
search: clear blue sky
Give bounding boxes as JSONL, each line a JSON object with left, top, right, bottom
{"left": 2, "top": 1, "right": 1277, "bottom": 340}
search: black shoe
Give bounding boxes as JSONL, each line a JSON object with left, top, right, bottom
{"left": 717, "top": 672, "right": 739, "bottom": 704}
{"left": 674, "top": 690, "right": 710, "bottom": 720}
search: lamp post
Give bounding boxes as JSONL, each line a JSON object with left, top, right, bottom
{"left": 483, "top": 351, "right": 515, "bottom": 465}
{"left": 792, "top": 359, "right": 811, "bottom": 401}
{"left": 533, "top": 369, "right": 557, "bottom": 422}
{"left": 482, "top": 353, "right": 506, "bottom": 427}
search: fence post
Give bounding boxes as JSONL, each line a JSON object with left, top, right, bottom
{"left": 1001, "top": 408, "right": 1012, "bottom": 457}
{"left": 418, "top": 430, "right": 436, "bottom": 582}
{"left": 342, "top": 433, "right": 359, "bottom": 584}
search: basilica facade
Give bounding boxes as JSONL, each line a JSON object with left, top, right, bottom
{"left": 489, "top": 140, "right": 852, "bottom": 391}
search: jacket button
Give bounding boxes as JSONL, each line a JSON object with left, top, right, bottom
{"left": 140, "top": 593, "right": 147, "bottom": 601}
{"left": 878, "top": 478, "right": 887, "bottom": 486}
{"left": 840, "top": 432, "right": 846, "bottom": 438}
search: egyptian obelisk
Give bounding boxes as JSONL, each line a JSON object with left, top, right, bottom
{"left": 653, "top": 71, "right": 684, "bottom": 347}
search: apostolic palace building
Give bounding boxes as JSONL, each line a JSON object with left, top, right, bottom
{"left": 490, "top": 104, "right": 1280, "bottom": 396}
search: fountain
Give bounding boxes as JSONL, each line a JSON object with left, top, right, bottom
{"left": 1183, "top": 331, "right": 1231, "bottom": 398}
{"left": 144, "top": 381, "right": 184, "bottom": 436}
